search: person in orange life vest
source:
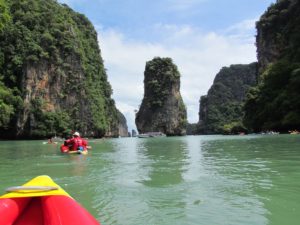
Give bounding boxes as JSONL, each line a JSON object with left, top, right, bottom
{"left": 64, "top": 131, "right": 88, "bottom": 151}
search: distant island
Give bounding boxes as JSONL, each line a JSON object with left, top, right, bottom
{"left": 0, "top": 0, "right": 128, "bottom": 139}
{"left": 135, "top": 57, "right": 187, "bottom": 136}
{"left": 198, "top": 63, "right": 257, "bottom": 134}
{"left": 194, "top": 0, "right": 300, "bottom": 134}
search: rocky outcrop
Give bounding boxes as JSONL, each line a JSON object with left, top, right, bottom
{"left": 198, "top": 95, "right": 208, "bottom": 127}
{"left": 199, "top": 63, "right": 257, "bottom": 134}
{"left": 117, "top": 110, "right": 129, "bottom": 137}
{"left": 135, "top": 57, "right": 187, "bottom": 136}
{"left": 244, "top": 0, "right": 300, "bottom": 132}
{"left": 131, "top": 129, "right": 137, "bottom": 137}
{"left": 0, "top": 0, "right": 127, "bottom": 138}
{"left": 256, "top": 0, "right": 300, "bottom": 73}
{"left": 186, "top": 123, "right": 198, "bottom": 135}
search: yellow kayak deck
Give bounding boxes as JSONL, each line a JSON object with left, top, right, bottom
{"left": 0, "top": 175, "right": 70, "bottom": 199}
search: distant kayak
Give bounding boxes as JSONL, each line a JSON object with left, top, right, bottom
{"left": 0, "top": 175, "right": 100, "bottom": 225}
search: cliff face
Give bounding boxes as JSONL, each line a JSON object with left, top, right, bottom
{"left": 244, "top": 0, "right": 300, "bottom": 131}
{"left": 117, "top": 110, "right": 129, "bottom": 137}
{"left": 256, "top": 0, "right": 300, "bottom": 73}
{"left": 198, "top": 95, "right": 208, "bottom": 127}
{"left": 199, "top": 63, "right": 257, "bottom": 134}
{"left": 135, "top": 57, "right": 187, "bottom": 136}
{"left": 0, "top": 0, "right": 127, "bottom": 138}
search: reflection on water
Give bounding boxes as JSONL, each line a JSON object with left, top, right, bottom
{"left": 137, "top": 137, "right": 188, "bottom": 187}
{"left": 68, "top": 154, "right": 88, "bottom": 176}
{"left": 135, "top": 138, "right": 189, "bottom": 224}
{"left": 0, "top": 135, "right": 300, "bottom": 225}
{"left": 197, "top": 136, "right": 271, "bottom": 225}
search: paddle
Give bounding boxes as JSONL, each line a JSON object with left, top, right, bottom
{"left": 5, "top": 186, "right": 58, "bottom": 192}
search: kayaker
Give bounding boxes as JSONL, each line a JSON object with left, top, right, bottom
{"left": 47, "top": 138, "right": 53, "bottom": 144}
{"left": 64, "top": 131, "right": 88, "bottom": 151}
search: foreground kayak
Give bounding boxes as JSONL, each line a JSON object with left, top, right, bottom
{"left": 0, "top": 175, "right": 100, "bottom": 225}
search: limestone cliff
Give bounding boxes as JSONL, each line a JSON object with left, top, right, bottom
{"left": 135, "top": 57, "right": 187, "bottom": 136}
{"left": 117, "top": 110, "right": 129, "bottom": 137}
{"left": 244, "top": 0, "right": 300, "bottom": 131}
{"left": 0, "top": 0, "right": 127, "bottom": 138}
{"left": 199, "top": 63, "right": 257, "bottom": 134}
{"left": 256, "top": 0, "right": 300, "bottom": 73}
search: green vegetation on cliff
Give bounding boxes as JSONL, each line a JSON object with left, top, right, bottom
{"left": 0, "top": 0, "right": 124, "bottom": 138}
{"left": 199, "top": 63, "right": 257, "bottom": 134}
{"left": 0, "top": 0, "right": 10, "bottom": 31}
{"left": 0, "top": 82, "right": 22, "bottom": 128}
{"left": 244, "top": 0, "right": 300, "bottom": 132}
{"left": 244, "top": 61, "right": 300, "bottom": 131}
{"left": 144, "top": 57, "right": 181, "bottom": 108}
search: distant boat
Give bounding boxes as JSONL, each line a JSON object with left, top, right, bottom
{"left": 137, "top": 132, "right": 166, "bottom": 138}
{"left": 289, "top": 130, "right": 299, "bottom": 135}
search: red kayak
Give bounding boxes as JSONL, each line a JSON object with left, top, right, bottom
{"left": 0, "top": 175, "right": 100, "bottom": 225}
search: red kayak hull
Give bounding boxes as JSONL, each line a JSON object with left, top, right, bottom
{"left": 0, "top": 195, "right": 100, "bottom": 225}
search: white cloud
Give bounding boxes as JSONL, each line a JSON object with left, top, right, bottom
{"left": 97, "top": 20, "right": 257, "bottom": 132}
{"left": 222, "top": 19, "right": 258, "bottom": 43}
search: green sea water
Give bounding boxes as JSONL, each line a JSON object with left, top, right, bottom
{"left": 0, "top": 135, "right": 299, "bottom": 225}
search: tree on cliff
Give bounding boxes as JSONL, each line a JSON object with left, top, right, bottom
{"left": 0, "top": 0, "right": 10, "bottom": 31}
{"left": 135, "top": 57, "right": 187, "bottom": 136}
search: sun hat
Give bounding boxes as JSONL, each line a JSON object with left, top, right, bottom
{"left": 73, "top": 131, "right": 80, "bottom": 136}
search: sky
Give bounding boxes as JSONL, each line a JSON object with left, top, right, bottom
{"left": 58, "top": 0, "right": 275, "bottom": 132}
